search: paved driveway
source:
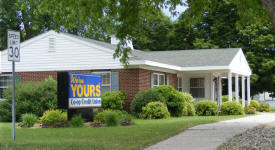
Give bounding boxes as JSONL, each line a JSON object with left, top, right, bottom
{"left": 144, "top": 113, "right": 275, "bottom": 150}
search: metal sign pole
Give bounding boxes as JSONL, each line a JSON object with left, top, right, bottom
{"left": 7, "top": 30, "right": 20, "bottom": 141}
{"left": 12, "top": 61, "right": 15, "bottom": 141}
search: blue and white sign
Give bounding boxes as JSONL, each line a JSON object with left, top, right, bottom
{"left": 68, "top": 73, "right": 101, "bottom": 108}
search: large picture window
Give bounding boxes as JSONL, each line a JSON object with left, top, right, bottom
{"left": 152, "top": 73, "right": 165, "bottom": 88}
{"left": 0, "top": 74, "right": 12, "bottom": 99}
{"left": 92, "top": 72, "right": 111, "bottom": 93}
{"left": 190, "top": 78, "right": 205, "bottom": 98}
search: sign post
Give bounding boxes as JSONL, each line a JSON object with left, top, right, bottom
{"left": 7, "top": 30, "right": 20, "bottom": 141}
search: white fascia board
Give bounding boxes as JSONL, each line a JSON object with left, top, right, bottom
{"left": 180, "top": 66, "right": 229, "bottom": 71}
{"left": 129, "top": 60, "right": 230, "bottom": 72}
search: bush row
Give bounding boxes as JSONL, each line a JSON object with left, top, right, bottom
{"left": 130, "top": 85, "right": 195, "bottom": 119}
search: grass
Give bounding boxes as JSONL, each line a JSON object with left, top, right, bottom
{"left": 0, "top": 115, "right": 245, "bottom": 150}
{"left": 270, "top": 107, "right": 275, "bottom": 112}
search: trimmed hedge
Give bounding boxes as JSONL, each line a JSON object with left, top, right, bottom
{"left": 130, "top": 88, "right": 165, "bottom": 117}
{"left": 102, "top": 91, "right": 127, "bottom": 110}
{"left": 259, "top": 103, "right": 270, "bottom": 112}
{"left": 221, "top": 101, "right": 244, "bottom": 115}
{"left": 183, "top": 103, "right": 196, "bottom": 116}
{"left": 195, "top": 100, "right": 218, "bottom": 116}
{"left": 0, "top": 77, "right": 57, "bottom": 122}
{"left": 244, "top": 106, "right": 256, "bottom": 114}
{"left": 39, "top": 110, "right": 67, "bottom": 126}
{"left": 249, "top": 100, "right": 260, "bottom": 111}
{"left": 140, "top": 101, "right": 170, "bottom": 119}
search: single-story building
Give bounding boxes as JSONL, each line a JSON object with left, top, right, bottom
{"left": 0, "top": 30, "right": 252, "bottom": 110}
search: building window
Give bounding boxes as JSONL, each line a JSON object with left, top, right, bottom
{"left": 190, "top": 78, "right": 205, "bottom": 98}
{"left": 92, "top": 72, "right": 111, "bottom": 93}
{"left": 152, "top": 73, "right": 165, "bottom": 88}
{"left": 0, "top": 74, "right": 12, "bottom": 99}
{"left": 177, "top": 77, "right": 182, "bottom": 92}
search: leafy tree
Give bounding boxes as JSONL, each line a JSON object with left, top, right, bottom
{"left": 0, "top": 0, "right": 56, "bottom": 50}
{"left": 133, "top": 10, "right": 173, "bottom": 51}
{"left": 38, "top": 0, "right": 183, "bottom": 64}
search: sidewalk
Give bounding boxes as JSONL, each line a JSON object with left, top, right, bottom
{"left": 144, "top": 113, "right": 275, "bottom": 150}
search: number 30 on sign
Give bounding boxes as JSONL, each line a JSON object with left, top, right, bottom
{"left": 7, "top": 30, "right": 20, "bottom": 62}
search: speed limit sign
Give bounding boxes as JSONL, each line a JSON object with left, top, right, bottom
{"left": 7, "top": 30, "right": 20, "bottom": 62}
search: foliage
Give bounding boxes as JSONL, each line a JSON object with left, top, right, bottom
{"left": 166, "top": 91, "right": 186, "bottom": 117}
{"left": 249, "top": 100, "right": 260, "bottom": 111}
{"left": 39, "top": 110, "right": 67, "bottom": 126}
{"left": 95, "top": 109, "right": 133, "bottom": 126}
{"left": 154, "top": 85, "right": 194, "bottom": 117}
{"left": 0, "top": 77, "right": 57, "bottom": 122}
{"left": 21, "top": 113, "right": 38, "bottom": 128}
{"left": 244, "top": 106, "right": 256, "bottom": 114}
{"left": 140, "top": 101, "right": 170, "bottom": 119}
{"left": 259, "top": 103, "right": 270, "bottom": 112}
{"left": 105, "top": 111, "right": 120, "bottom": 126}
{"left": 130, "top": 88, "right": 165, "bottom": 117}
{"left": 101, "top": 91, "right": 126, "bottom": 110}
{"left": 70, "top": 115, "right": 85, "bottom": 127}
{"left": 221, "top": 101, "right": 244, "bottom": 115}
{"left": 195, "top": 100, "right": 218, "bottom": 116}
{"left": 183, "top": 103, "right": 196, "bottom": 116}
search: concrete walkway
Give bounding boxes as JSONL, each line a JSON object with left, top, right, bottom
{"left": 144, "top": 113, "right": 275, "bottom": 150}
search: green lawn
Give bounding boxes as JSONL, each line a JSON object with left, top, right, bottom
{"left": 0, "top": 116, "right": 244, "bottom": 150}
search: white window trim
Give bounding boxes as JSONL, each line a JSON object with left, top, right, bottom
{"left": 190, "top": 77, "right": 205, "bottom": 98}
{"left": 177, "top": 77, "right": 183, "bottom": 92}
{"left": 0, "top": 74, "right": 12, "bottom": 100}
{"left": 152, "top": 73, "right": 165, "bottom": 88}
{"left": 92, "top": 71, "right": 111, "bottom": 92}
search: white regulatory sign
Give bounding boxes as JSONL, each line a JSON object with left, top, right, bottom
{"left": 7, "top": 30, "right": 20, "bottom": 62}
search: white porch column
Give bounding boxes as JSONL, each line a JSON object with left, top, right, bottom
{"left": 242, "top": 76, "right": 246, "bottom": 107}
{"left": 247, "top": 76, "right": 251, "bottom": 105}
{"left": 211, "top": 73, "right": 215, "bottom": 101}
{"left": 218, "top": 76, "right": 222, "bottom": 107}
{"left": 228, "top": 71, "right": 232, "bottom": 101}
{"left": 235, "top": 73, "right": 239, "bottom": 102}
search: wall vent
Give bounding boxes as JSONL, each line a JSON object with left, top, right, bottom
{"left": 49, "top": 37, "right": 55, "bottom": 52}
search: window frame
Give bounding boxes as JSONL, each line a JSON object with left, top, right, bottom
{"left": 177, "top": 77, "right": 183, "bottom": 92}
{"left": 189, "top": 78, "right": 205, "bottom": 98}
{"left": 0, "top": 74, "right": 12, "bottom": 100}
{"left": 152, "top": 73, "right": 166, "bottom": 88}
{"left": 92, "top": 71, "right": 111, "bottom": 93}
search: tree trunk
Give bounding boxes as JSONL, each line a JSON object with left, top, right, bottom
{"left": 260, "top": 0, "right": 275, "bottom": 29}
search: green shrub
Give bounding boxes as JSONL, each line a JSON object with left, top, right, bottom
{"left": 259, "top": 103, "right": 270, "bottom": 112}
{"left": 70, "top": 115, "right": 85, "bottom": 127}
{"left": 221, "top": 101, "right": 244, "bottom": 115}
{"left": 222, "top": 95, "right": 236, "bottom": 103}
{"left": 95, "top": 109, "right": 132, "bottom": 125}
{"left": 39, "top": 110, "right": 67, "bottom": 126}
{"left": 105, "top": 111, "right": 120, "bottom": 126}
{"left": 166, "top": 91, "right": 186, "bottom": 117}
{"left": 21, "top": 113, "right": 38, "bottom": 128}
{"left": 249, "top": 100, "right": 260, "bottom": 111}
{"left": 0, "top": 77, "right": 57, "bottom": 122}
{"left": 195, "top": 100, "right": 218, "bottom": 116}
{"left": 183, "top": 103, "right": 196, "bottom": 116}
{"left": 155, "top": 85, "right": 195, "bottom": 116}
{"left": 244, "top": 106, "right": 256, "bottom": 114}
{"left": 140, "top": 101, "right": 170, "bottom": 119}
{"left": 102, "top": 91, "right": 126, "bottom": 110}
{"left": 130, "top": 88, "right": 165, "bottom": 117}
